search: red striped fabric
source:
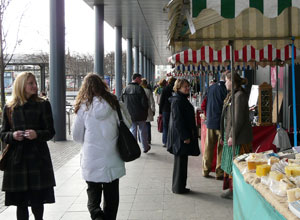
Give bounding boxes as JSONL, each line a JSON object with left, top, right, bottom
{"left": 192, "top": 50, "right": 197, "bottom": 63}
{"left": 184, "top": 50, "right": 188, "bottom": 63}
{"left": 243, "top": 46, "right": 247, "bottom": 62}
{"left": 268, "top": 45, "right": 272, "bottom": 61}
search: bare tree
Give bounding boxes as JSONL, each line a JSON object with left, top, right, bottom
{"left": 0, "top": 0, "right": 24, "bottom": 109}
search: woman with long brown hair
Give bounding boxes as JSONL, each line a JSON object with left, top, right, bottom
{"left": 220, "top": 72, "right": 253, "bottom": 199}
{"left": 72, "top": 73, "right": 131, "bottom": 220}
{"left": 0, "top": 72, "right": 56, "bottom": 220}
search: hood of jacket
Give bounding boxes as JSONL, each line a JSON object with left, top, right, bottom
{"left": 168, "top": 92, "right": 188, "bottom": 103}
{"left": 84, "top": 97, "right": 114, "bottom": 120}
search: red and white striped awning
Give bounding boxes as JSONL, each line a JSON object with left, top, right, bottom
{"left": 168, "top": 44, "right": 300, "bottom": 65}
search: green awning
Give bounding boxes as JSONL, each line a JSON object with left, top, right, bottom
{"left": 192, "top": 0, "right": 300, "bottom": 18}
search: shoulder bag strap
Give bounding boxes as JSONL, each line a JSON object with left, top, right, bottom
{"left": 116, "top": 104, "right": 124, "bottom": 122}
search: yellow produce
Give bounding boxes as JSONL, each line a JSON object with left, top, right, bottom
{"left": 247, "top": 160, "right": 267, "bottom": 171}
{"left": 285, "top": 166, "right": 300, "bottom": 177}
{"left": 287, "top": 188, "right": 300, "bottom": 202}
{"left": 256, "top": 164, "right": 271, "bottom": 177}
{"left": 269, "top": 171, "right": 284, "bottom": 181}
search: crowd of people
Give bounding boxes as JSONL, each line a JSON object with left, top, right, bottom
{"left": 0, "top": 70, "right": 252, "bottom": 219}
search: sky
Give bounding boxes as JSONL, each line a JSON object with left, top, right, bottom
{"left": 4, "top": 0, "right": 126, "bottom": 55}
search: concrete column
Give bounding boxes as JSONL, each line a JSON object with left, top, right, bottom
{"left": 50, "top": 0, "right": 66, "bottom": 141}
{"left": 40, "top": 64, "right": 46, "bottom": 92}
{"left": 147, "top": 59, "right": 150, "bottom": 80}
{"left": 139, "top": 51, "right": 143, "bottom": 76}
{"left": 115, "top": 26, "right": 122, "bottom": 99}
{"left": 94, "top": 4, "right": 104, "bottom": 77}
{"left": 126, "top": 39, "right": 132, "bottom": 85}
{"left": 143, "top": 55, "right": 147, "bottom": 78}
{"left": 134, "top": 46, "right": 139, "bottom": 74}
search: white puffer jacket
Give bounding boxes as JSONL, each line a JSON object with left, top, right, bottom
{"left": 72, "top": 97, "right": 132, "bottom": 183}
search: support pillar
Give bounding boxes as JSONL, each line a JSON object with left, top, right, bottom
{"left": 94, "top": 4, "right": 104, "bottom": 77}
{"left": 143, "top": 55, "right": 147, "bottom": 78}
{"left": 134, "top": 46, "right": 139, "bottom": 74}
{"left": 115, "top": 26, "right": 122, "bottom": 99}
{"left": 139, "top": 51, "right": 143, "bottom": 76}
{"left": 40, "top": 64, "right": 46, "bottom": 92}
{"left": 126, "top": 39, "right": 133, "bottom": 85}
{"left": 50, "top": 0, "right": 66, "bottom": 141}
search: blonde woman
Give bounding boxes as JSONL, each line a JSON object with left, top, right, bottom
{"left": 140, "top": 78, "right": 155, "bottom": 144}
{"left": 0, "top": 72, "right": 56, "bottom": 220}
{"left": 72, "top": 73, "right": 131, "bottom": 220}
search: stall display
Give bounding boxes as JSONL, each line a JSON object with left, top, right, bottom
{"left": 258, "top": 82, "right": 273, "bottom": 126}
{"left": 233, "top": 151, "right": 300, "bottom": 220}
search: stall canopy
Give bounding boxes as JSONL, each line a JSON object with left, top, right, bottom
{"left": 167, "top": 2, "right": 300, "bottom": 53}
{"left": 192, "top": 0, "right": 300, "bottom": 19}
{"left": 169, "top": 45, "right": 300, "bottom": 67}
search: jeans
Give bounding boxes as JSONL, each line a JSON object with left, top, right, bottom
{"left": 86, "top": 179, "right": 119, "bottom": 220}
{"left": 130, "top": 121, "right": 149, "bottom": 151}
{"left": 162, "top": 112, "right": 170, "bottom": 145}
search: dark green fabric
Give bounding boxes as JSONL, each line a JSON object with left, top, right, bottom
{"left": 250, "top": 0, "right": 264, "bottom": 14}
{"left": 221, "top": 132, "right": 240, "bottom": 174}
{"left": 278, "top": 0, "right": 291, "bottom": 15}
{"left": 221, "top": 0, "right": 235, "bottom": 18}
{"left": 192, "top": 0, "right": 206, "bottom": 17}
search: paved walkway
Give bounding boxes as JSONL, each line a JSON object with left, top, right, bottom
{"left": 0, "top": 121, "right": 233, "bottom": 220}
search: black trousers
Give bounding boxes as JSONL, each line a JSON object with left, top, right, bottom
{"left": 16, "top": 205, "right": 44, "bottom": 220}
{"left": 86, "top": 179, "right": 119, "bottom": 220}
{"left": 146, "top": 122, "right": 151, "bottom": 142}
{"left": 172, "top": 155, "right": 188, "bottom": 193}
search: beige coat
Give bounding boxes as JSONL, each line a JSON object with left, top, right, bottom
{"left": 143, "top": 88, "right": 155, "bottom": 122}
{"left": 220, "top": 90, "right": 253, "bottom": 145}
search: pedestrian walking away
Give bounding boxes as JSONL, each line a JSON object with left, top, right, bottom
{"left": 159, "top": 77, "right": 177, "bottom": 147}
{"left": 0, "top": 72, "right": 56, "bottom": 220}
{"left": 140, "top": 78, "right": 155, "bottom": 144}
{"left": 72, "top": 73, "right": 132, "bottom": 220}
{"left": 121, "top": 73, "right": 150, "bottom": 153}
{"left": 167, "top": 79, "right": 200, "bottom": 194}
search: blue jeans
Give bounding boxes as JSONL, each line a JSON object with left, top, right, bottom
{"left": 162, "top": 112, "right": 170, "bottom": 145}
{"left": 130, "top": 121, "right": 149, "bottom": 151}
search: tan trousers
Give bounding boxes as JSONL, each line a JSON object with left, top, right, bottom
{"left": 202, "top": 128, "right": 224, "bottom": 177}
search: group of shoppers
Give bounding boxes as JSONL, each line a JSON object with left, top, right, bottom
{"left": 0, "top": 69, "right": 252, "bottom": 219}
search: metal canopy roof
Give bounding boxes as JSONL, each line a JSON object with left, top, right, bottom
{"left": 83, "top": 0, "right": 172, "bottom": 65}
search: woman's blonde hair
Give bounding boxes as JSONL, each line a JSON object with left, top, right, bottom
{"left": 7, "top": 72, "right": 41, "bottom": 110}
{"left": 158, "top": 79, "right": 167, "bottom": 87}
{"left": 140, "top": 78, "right": 148, "bottom": 87}
{"left": 74, "top": 73, "right": 118, "bottom": 113}
{"left": 173, "top": 79, "right": 190, "bottom": 92}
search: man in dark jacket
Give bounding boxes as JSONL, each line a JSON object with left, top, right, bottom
{"left": 202, "top": 71, "right": 227, "bottom": 179}
{"left": 121, "top": 73, "right": 150, "bottom": 153}
{"left": 159, "top": 77, "right": 177, "bottom": 147}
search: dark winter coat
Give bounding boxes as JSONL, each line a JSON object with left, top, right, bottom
{"left": 121, "top": 82, "right": 148, "bottom": 122}
{"left": 166, "top": 92, "right": 200, "bottom": 156}
{"left": 159, "top": 83, "right": 174, "bottom": 114}
{"left": 1, "top": 99, "right": 56, "bottom": 192}
{"left": 206, "top": 81, "right": 227, "bottom": 130}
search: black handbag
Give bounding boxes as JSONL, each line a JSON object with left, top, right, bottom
{"left": 116, "top": 106, "right": 141, "bottom": 162}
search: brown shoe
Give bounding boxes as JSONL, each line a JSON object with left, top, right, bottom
{"left": 215, "top": 176, "right": 224, "bottom": 180}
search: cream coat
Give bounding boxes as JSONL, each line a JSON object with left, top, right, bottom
{"left": 143, "top": 88, "right": 155, "bottom": 122}
{"left": 72, "top": 97, "right": 131, "bottom": 183}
